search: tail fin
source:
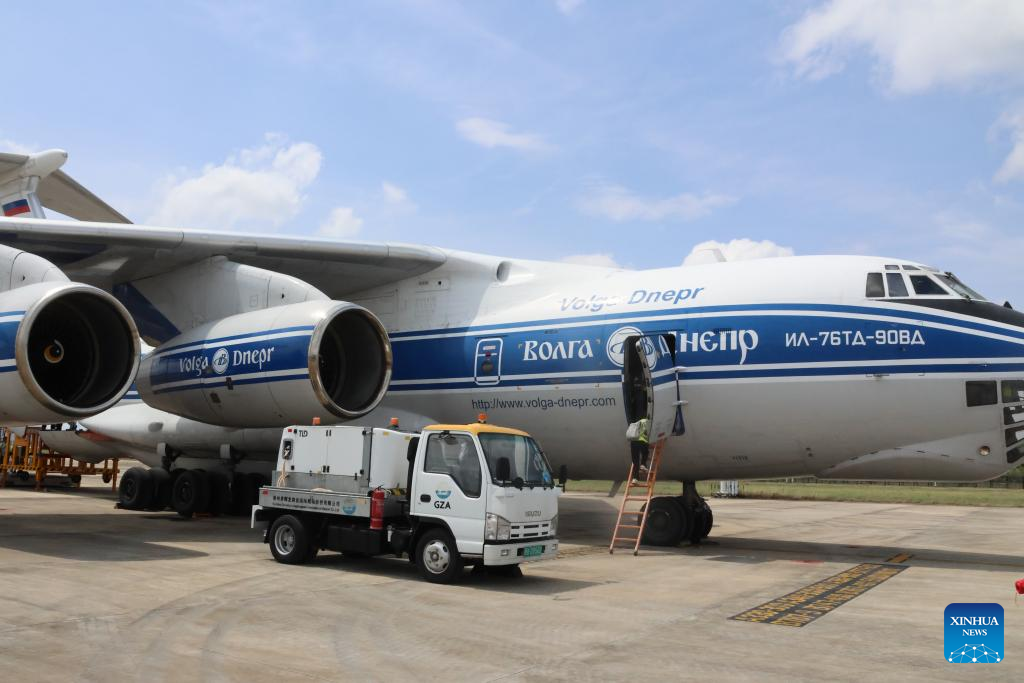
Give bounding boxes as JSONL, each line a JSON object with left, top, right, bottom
{"left": 0, "top": 149, "right": 130, "bottom": 223}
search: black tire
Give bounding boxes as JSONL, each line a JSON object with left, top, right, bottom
{"left": 206, "top": 472, "right": 230, "bottom": 516}
{"left": 171, "top": 469, "right": 210, "bottom": 519}
{"left": 233, "top": 472, "right": 265, "bottom": 516}
{"left": 148, "top": 468, "right": 172, "bottom": 510}
{"left": 269, "top": 515, "right": 312, "bottom": 565}
{"left": 118, "top": 467, "right": 154, "bottom": 510}
{"left": 415, "top": 528, "right": 464, "bottom": 583}
{"left": 230, "top": 473, "right": 248, "bottom": 516}
{"left": 701, "top": 503, "right": 713, "bottom": 539}
{"left": 640, "top": 497, "right": 690, "bottom": 546}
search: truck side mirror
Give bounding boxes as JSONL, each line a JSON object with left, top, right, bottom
{"left": 496, "top": 457, "right": 511, "bottom": 482}
{"left": 558, "top": 464, "right": 568, "bottom": 488}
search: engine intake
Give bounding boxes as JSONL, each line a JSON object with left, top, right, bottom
{"left": 137, "top": 301, "right": 392, "bottom": 427}
{"left": 0, "top": 282, "right": 140, "bottom": 424}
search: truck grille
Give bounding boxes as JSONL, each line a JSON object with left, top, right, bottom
{"left": 510, "top": 521, "right": 551, "bottom": 540}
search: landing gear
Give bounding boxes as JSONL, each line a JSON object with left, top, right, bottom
{"left": 639, "top": 481, "right": 714, "bottom": 546}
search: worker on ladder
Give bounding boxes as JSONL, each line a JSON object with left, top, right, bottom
{"left": 626, "top": 416, "right": 651, "bottom": 483}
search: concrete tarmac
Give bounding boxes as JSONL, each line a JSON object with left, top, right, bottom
{"left": 0, "top": 479, "right": 1022, "bottom": 682}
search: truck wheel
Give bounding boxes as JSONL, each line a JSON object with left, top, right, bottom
{"left": 172, "top": 470, "right": 210, "bottom": 519}
{"left": 415, "top": 528, "right": 464, "bottom": 583}
{"left": 118, "top": 467, "right": 154, "bottom": 510}
{"left": 269, "top": 515, "right": 311, "bottom": 565}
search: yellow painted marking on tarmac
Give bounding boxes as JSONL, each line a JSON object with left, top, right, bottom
{"left": 731, "top": 563, "right": 908, "bottom": 628}
{"left": 884, "top": 552, "right": 913, "bottom": 564}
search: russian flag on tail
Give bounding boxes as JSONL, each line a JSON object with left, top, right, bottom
{"left": 2, "top": 199, "right": 30, "bottom": 217}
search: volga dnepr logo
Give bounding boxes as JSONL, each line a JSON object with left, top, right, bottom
{"left": 945, "top": 603, "right": 1003, "bottom": 663}
{"left": 212, "top": 348, "right": 230, "bottom": 375}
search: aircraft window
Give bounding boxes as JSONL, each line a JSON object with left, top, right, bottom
{"left": 1005, "top": 426, "right": 1024, "bottom": 448}
{"left": 423, "top": 432, "right": 481, "bottom": 497}
{"left": 902, "top": 265, "right": 920, "bottom": 270}
{"left": 1005, "top": 405, "right": 1024, "bottom": 425}
{"left": 936, "top": 273, "right": 987, "bottom": 301}
{"left": 865, "top": 273, "right": 884, "bottom": 298}
{"left": 885, "top": 264, "right": 900, "bottom": 270}
{"left": 1009, "top": 443, "right": 1024, "bottom": 464}
{"left": 966, "top": 381, "right": 998, "bottom": 407}
{"left": 909, "top": 275, "right": 948, "bottom": 296}
{"left": 1002, "top": 380, "right": 1024, "bottom": 404}
{"left": 885, "top": 272, "right": 909, "bottom": 297}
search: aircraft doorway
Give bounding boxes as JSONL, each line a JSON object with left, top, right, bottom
{"left": 621, "top": 333, "right": 684, "bottom": 441}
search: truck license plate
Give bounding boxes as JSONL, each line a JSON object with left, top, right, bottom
{"left": 522, "top": 545, "right": 544, "bottom": 557}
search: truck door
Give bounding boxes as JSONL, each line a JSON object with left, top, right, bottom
{"left": 411, "top": 431, "right": 487, "bottom": 555}
{"left": 622, "top": 334, "right": 685, "bottom": 441}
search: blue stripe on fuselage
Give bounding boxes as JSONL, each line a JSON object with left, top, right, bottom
{"left": 388, "top": 305, "right": 1024, "bottom": 387}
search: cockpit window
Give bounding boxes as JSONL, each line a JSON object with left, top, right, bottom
{"left": 884, "top": 264, "right": 900, "bottom": 271}
{"left": 885, "top": 272, "right": 909, "bottom": 297}
{"left": 909, "top": 275, "right": 948, "bottom": 296}
{"left": 936, "top": 273, "right": 987, "bottom": 301}
{"left": 902, "top": 265, "right": 920, "bottom": 270}
{"left": 865, "top": 273, "right": 884, "bottom": 298}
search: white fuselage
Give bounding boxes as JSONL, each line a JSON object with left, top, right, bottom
{"left": 75, "top": 254, "right": 1024, "bottom": 483}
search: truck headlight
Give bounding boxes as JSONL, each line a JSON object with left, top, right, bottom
{"left": 485, "top": 513, "right": 511, "bottom": 541}
{"left": 549, "top": 515, "right": 558, "bottom": 536}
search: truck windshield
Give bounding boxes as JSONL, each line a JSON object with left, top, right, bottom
{"left": 478, "top": 433, "right": 553, "bottom": 487}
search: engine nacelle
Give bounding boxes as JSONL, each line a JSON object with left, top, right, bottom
{"left": 137, "top": 301, "right": 392, "bottom": 427}
{"left": 0, "top": 282, "right": 140, "bottom": 424}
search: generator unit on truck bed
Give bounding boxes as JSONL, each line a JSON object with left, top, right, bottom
{"left": 252, "top": 420, "right": 561, "bottom": 583}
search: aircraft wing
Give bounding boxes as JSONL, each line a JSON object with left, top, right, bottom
{"left": 0, "top": 216, "right": 447, "bottom": 297}
{"left": 0, "top": 152, "right": 131, "bottom": 224}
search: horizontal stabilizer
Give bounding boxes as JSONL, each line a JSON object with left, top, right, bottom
{"left": 0, "top": 151, "right": 131, "bottom": 224}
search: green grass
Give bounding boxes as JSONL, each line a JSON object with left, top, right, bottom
{"left": 566, "top": 480, "right": 1024, "bottom": 507}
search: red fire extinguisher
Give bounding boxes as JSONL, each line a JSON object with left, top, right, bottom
{"left": 370, "top": 488, "right": 385, "bottom": 530}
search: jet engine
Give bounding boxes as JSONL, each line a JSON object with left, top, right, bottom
{"left": 137, "top": 301, "right": 392, "bottom": 427}
{"left": 0, "top": 281, "right": 140, "bottom": 424}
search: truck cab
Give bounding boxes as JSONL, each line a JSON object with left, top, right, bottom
{"left": 411, "top": 422, "right": 560, "bottom": 573}
{"left": 253, "top": 419, "right": 560, "bottom": 583}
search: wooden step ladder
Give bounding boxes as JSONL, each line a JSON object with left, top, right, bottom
{"left": 609, "top": 438, "right": 665, "bottom": 555}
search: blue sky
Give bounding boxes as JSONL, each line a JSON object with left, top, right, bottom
{"left": 3, "top": 1, "right": 1023, "bottom": 301}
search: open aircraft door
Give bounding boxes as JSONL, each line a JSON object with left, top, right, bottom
{"left": 621, "top": 333, "right": 685, "bottom": 441}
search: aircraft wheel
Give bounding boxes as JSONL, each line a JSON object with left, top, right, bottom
{"left": 640, "top": 497, "right": 690, "bottom": 546}
{"left": 148, "top": 468, "right": 172, "bottom": 510}
{"left": 206, "top": 472, "right": 231, "bottom": 515}
{"left": 118, "top": 467, "right": 154, "bottom": 510}
{"left": 701, "top": 503, "right": 713, "bottom": 539}
{"left": 172, "top": 469, "right": 210, "bottom": 519}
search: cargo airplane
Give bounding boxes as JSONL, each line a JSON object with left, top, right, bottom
{"left": 2, "top": 149, "right": 1022, "bottom": 545}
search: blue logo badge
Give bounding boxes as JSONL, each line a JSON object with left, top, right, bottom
{"left": 435, "top": 490, "right": 451, "bottom": 500}
{"left": 945, "top": 603, "right": 1003, "bottom": 663}
{"left": 341, "top": 503, "right": 357, "bottom": 515}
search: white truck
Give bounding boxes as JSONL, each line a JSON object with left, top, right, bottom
{"left": 251, "top": 420, "right": 562, "bottom": 583}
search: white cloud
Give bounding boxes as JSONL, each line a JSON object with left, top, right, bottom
{"left": 994, "top": 105, "right": 1024, "bottom": 183}
{"left": 319, "top": 207, "right": 363, "bottom": 238}
{"left": 682, "top": 238, "right": 794, "bottom": 266}
{"left": 560, "top": 253, "right": 621, "bottom": 268}
{"left": 555, "top": 0, "right": 584, "bottom": 15}
{"left": 148, "top": 133, "right": 323, "bottom": 230}
{"left": 0, "top": 139, "right": 37, "bottom": 155}
{"left": 380, "top": 181, "right": 410, "bottom": 205}
{"left": 456, "top": 117, "right": 549, "bottom": 151}
{"left": 577, "top": 183, "right": 736, "bottom": 222}
{"left": 780, "top": 0, "right": 1024, "bottom": 93}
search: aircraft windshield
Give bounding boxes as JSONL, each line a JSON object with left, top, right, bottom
{"left": 937, "top": 273, "right": 987, "bottom": 301}
{"left": 479, "top": 433, "right": 553, "bottom": 487}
